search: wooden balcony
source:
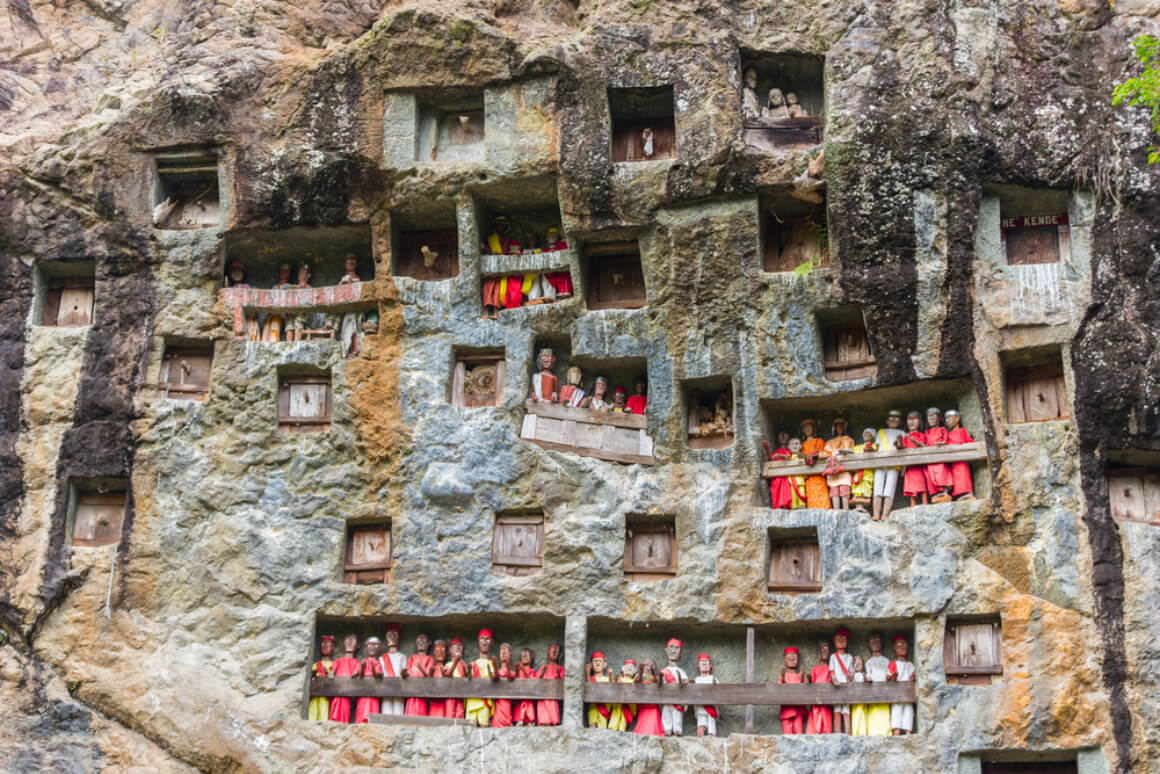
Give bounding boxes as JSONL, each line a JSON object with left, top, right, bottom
{"left": 744, "top": 116, "right": 824, "bottom": 151}
{"left": 220, "top": 283, "right": 369, "bottom": 338}
{"left": 520, "top": 400, "right": 655, "bottom": 465}
{"left": 762, "top": 442, "right": 987, "bottom": 479}
{"left": 309, "top": 676, "right": 564, "bottom": 701}
{"left": 583, "top": 679, "right": 916, "bottom": 706}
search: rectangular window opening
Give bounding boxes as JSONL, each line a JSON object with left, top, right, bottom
{"left": 153, "top": 150, "right": 221, "bottom": 230}
{"left": 609, "top": 86, "right": 676, "bottom": 163}
{"left": 624, "top": 516, "right": 676, "bottom": 579}
{"left": 585, "top": 242, "right": 646, "bottom": 310}
{"left": 492, "top": 513, "right": 544, "bottom": 576}
{"left": 278, "top": 372, "right": 332, "bottom": 433}
{"left": 343, "top": 522, "right": 391, "bottom": 584}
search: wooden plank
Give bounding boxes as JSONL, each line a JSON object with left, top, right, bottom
{"left": 524, "top": 439, "right": 655, "bottom": 466}
{"left": 944, "top": 665, "right": 1004, "bottom": 676}
{"left": 581, "top": 680, "right": 916, "bottom": 706}
{"left": 368, "top": 714, "right": 471, "bottom": 727}
{"left": 309, "top": 677, "right": 565, "bottom": 700}
{"left": 524, "top": 400, "right": 647, "bottom": 430}
{"left": 745, "top": 627, "right": 755, "bottom": 734}
{"left": 451, "top": 361, "right": 466, "bottom": 407}
{"left": 762, "top": 442, "right": 986, "bottom": 479}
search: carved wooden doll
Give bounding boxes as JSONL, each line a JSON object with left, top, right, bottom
{"left": 887, "top": 635, "right": 916, "bottom": 735}
{"left": 693, "top": 653, "right": 719, "bottom": 737}
{"left": 829, "top": 627, "right": 854, "bottom": 734}
{"left": 482, "top": 275, "right": 502, "bottom": 319}
{"left": 660, "top": 638, "right": 688, "bottom": 736}
{"left": 612, "top": 386, "right": 629, "bottom": 413}
{"left": 765, "top": 430, "right": 795, "bottom": 510}
{"left": 380, "top": 624, "right": 407, "bottom": 716}
{"left": 763, "top": 88, "right": 790, "bottom": 119}
{"left": 587, "top": 376, "right": 611, "bottom": 412}
{"left": 742, "top": 67, "right": 762, "bottom": 119}
{"left": 850, "top": 656, "right": 869, "bottom": 736}
{"left": 260, "top": 263, "right": 294, "bottom": 342}
{"left": 627, "top": 376, "right": 648, "bottom": 415}
{"left": 428, "top": 639, "right": 448, "bottom": 718}
{"left": 544, "top": 227, "right": 573, "bottom": 298}
{"left": 444, "top": 638, "right": 468, "bottom": 719}
{"left": 924, "top": 407, "right": 954, "bottom": 503}
{"left": 403, "top": 633, "right": 434, "bottom": 717}
{"left": 354, "top": 636, "right": 384, "bottom": 724}
{"left": 492, "top": 642, "right": 515, "bottom": 728}
{"left": 806, "top": 640, "right": 833, "bottom": 734}
{"left": 466, "top": 629, "right": 497, "bottom": 727}
{"left": 633, "top": 659, "right": 664, "bottom": 736}
{"left": 786, "top": 91, "right": 806, "bottom": 117}
{"left": 328, "top": 633, "right": 361, "bottom": 723}
{"left": 875, "top": 410, "right": 906, "bottom": 520}
{"left": 309, "top": 635, "right": 335, "bottom": 721}
{"left": 901, "top": 411, "right": 930, "bottom": 507}
{"left": 484, "top": 215, "right": 518, "bottom": 255}
{"left": 530, "top": 348, "right": 558, "bottom": 402}
{"left": 945, "top": 409, "right": 976, "bottom": 500}
{"left": 800, "top": 419, "right": 830, "bottom": 509}
{"left": 864, "top": 632, "right": 893, "bottom": 736}
{"left": 536, "top": 642, "right": 564, "bottom": 726}
{"left": 586, "top": 651, "right": 613, "bottom": 729}
{"left": 778, "top": 646, "right": 807, "bottom": 734}
{"left": 608, "top": 659, "right": 638, "bottom": 732}
{"left": 514, "top": 648, "right": 538, "bottom": 725}
{"left": 559, "top": 365, "right": 586, "bottom": 407}
{"left": 851, "top": 427, "right": 877, "bottom": 512}
{"left": 825, "top": 418, "right": 856, "bottom": 510}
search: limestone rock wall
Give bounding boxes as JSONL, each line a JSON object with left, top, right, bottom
{"left": 2, "top": 0, "right": 1159, "bottom": 772}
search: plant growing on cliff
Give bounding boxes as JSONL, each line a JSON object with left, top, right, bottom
{"left": 1113, "top": 35, "right": 1160, "bottom": 164}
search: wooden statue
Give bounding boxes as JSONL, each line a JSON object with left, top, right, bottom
{"left": 380, "top": 624, "right": 407, "bottom": 716}
{"left": 660, "top": 638, "right": 688, "bottom": 736}
{"left": 428, "top": 639, "right": 448, "bottom": 718}
{"left": 633, "top": 659, "right": 664, "bottom": 735}
{"left": 693, "top": 653, "right": 719, "bottom": 737}
{"left": 924, "top": 407, "right": 954, "bottom": 503}
{"left": 466, "top": 629, "right": 498, "bottom": 727}
{"left": 742, "top": 67, "right": 762, "bottom": 119}
{"left": 765, "top": 430, "right": 795, "bottom": 509}
{"left": 588, "top": 376, "right": 611, "bottom": 412}
{"left": 612, "top": 386, "right": 630, "bottom": 413}
{"left": 309, "top": 635, "right": 335, "bottom": 720}
{"left": 887, "top": 635, "right": 915, "bottom": 735}
{"left": 354, "top": 636, "right": 384, "bottom": 724}
{"left": 226, "top": 259, "right": 250, "bottom": 288}
{"left": 260, "top": 263, "right": 294, "bottom": 342}
{"left": 484, "top": 215, "right": 520, "bottom": 255}
{"left": 875, "top": 410, "right": 906, "bottom": 520}
{"left": 763, "top": 88, "right": 790, "bottom": 120}
{"left": 586, "top": 651, "right": 613, "bottom": 728}
{"left": 536, "top": 642, "right": 564, "bottom": 726}
{"left": 336, "top": 254, "right": 363, "bottom": 356}
{"left": 626, "top": 376, "right": 648, "bottom": 415}
{"left": 864, "top": 632, "right": 893, "bottom": 736}
{"left": 530, "top": 348, "right": 558, "bottom": 402}
{"left": 559, "top": 365, "right": 586, "bottom": 407}
{"left": 482, "top": 274, "right": 502, "bottom": 319}
{"left": 901, "top": 411, "right": 930, "bottom": 507}
{"left": 492, "top": 642, "right": 515, "bottom": 728}
{"left": 778, "top": 646, "right": 807, "bottom": 734}
{"left": 851, "top": 428, "right": 877, "bottom": 512}
{"left": 444, "top": 637, "right": 468, "bottom": 720}
{"left": 403, "top": 633, "right": 434, "bottom": 717}
{"left": 945, "top": 409, "right": 976, "bottom": 500}
{"left": 786, "top": 92, "right": 806, "bottom": 117}
{"left": 641, "top": 127, "right": 655, "bottom": 158}
{"left": 608, "top": 659, "right": 637, "bottom": 731}
{"left": 328, "top": 633, "right": 361, "bottom": 723}
{"left": 544, "top": 227, "right": 574, "bottom": 299}
{"left": 801, "top": 419, "right": 830, "bottom": 509}
{"left": 829, "top": 626, "right": 854, "bottom": 734}
{"left": 850, "top": 656, "right": 869, "bottom": 736}
{"left": 515, "top": 648, "right": 537, "bottom": 725}
{"left": 806, "top": 640, "right": 832, "bottom": 734}
{"left": 502, "top": 272, "right": 524, "bottom": 309}
{"left": 825, "top": 418, "right": 856, "bottom": 510}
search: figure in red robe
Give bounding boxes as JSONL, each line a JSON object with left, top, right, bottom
{"left": 536, "top": 643, "right": 564, "bottom": 726}
{"left": 404, "top": 633, "right": 435, "bottom": 716}
{"left": 923, "top": 407, "right": 954, "bottom": 502}
{"left": 945, "top": 409, "right": 976, "bottom": 499}
{"left": 514, "top": 648, "right": 538, "bottom": 725}
{"left": 632, "top": 659, "right": 665, "bottom": 736}
{"left": 764, "top": 432, "right": 794, "bottom": 509}
{"left": 491, "top": 643, "right": 516, "bottom": 728}
{"left": 328, "top": 633, "right": 362, "bottom": 723}
{"left": 444, "top": 638, "right": 468, "bottom": 719}
{"left": 354, "top": 636, "right": 384, "bottom": 723}
{"left": 626, "top": 376, "right": 648, "bottom": 415}
{"left": 901, "top": 411, "right": 930, "bottom": 506}
{"left": 806, "top": 641, "right": 833, "bottom": 734}
{"left": 427, "top": 639, "right": 448, "bottom": 718}
{"left": 503, "top": 274, "right": 524, "bottom": 309}
{"left": 544, "top": 227, "right": 573, "bottom": 298}
{"left": 778, "top": 646, "right": 808, "bottom": 734}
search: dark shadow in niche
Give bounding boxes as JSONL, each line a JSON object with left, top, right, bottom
{"left": 582, "top": 240, "right": 646, "bottom": 311}
{"left": 152, "top": 148, "right": 221, "bottom": 230}
{"left": 761, "top": 190, "right": 828, "bottom": 274}
{"left": 609, "top": 86, "right": 676, "bottom": 163}
{"left": 224, "top": 225, "right": 373, "bottom": 288}
{"left": 684, "top": 375, "right": 735, "bottom": 450}
{"left": 474, "top": 175, "right": 565, "bottom": 256}
{"left": 740, "top": 51, "right": 824, "bottom": 151}
{"left": 816, "top": 305, "right": 876, "bottom": 383}
{"left": 415, "top": 88, "right": 485, "bottom": 163}
{"left": 392, "top": 199, "right": 460, "bottom": 281}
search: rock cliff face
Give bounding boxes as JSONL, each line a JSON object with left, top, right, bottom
{"left": 2, "top": 0, "right": 1160, "bottom": 772}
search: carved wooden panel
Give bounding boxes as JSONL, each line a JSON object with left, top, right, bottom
{"left": 278, "top": 375, "right": 332, "bottom": 432}
{"left": 1107, "top": 469, "right": 1160, "bottom": 524}
{"left": 944, "top": 618, "right": 1002, "bottom": 684}
{"left": 160, "top": 347, "right": 213, "bottom": 400}
{"left": 396, "top": 229, "right": 459, "bottom": 280}
{"left": 344, "top": 523, "right": 390, "bottom": 584}
{"left": 492, "top": 514, "right": 544, "bottom": 576}
{"left": 624, "top": 520, "right": 676, "bottom": 576}
{"left": 72, "top": 492, "right": 126, "bottom": 547}
{"left": 452, "top": 354, "right": 505, "bottom": 408}
{"left": 823, "top": 324, "right": 876, "bottom": 382}
{"left": 587, "top": 246, "right": 646, "bottom": 309}
{"left": 43, "top": 278, "right": 95, "bottom": 327}
{"left": 612, "top": 119, "right": 676, "bottom": 163}
{"left": 1006, "top": 363, "right": 1068, "bottom": 423}
{"left": 1002, "top": 214, "right": 1067, "bottom": 266}
{"left": 767, "top": 538, "right": 821, "bottom": 591}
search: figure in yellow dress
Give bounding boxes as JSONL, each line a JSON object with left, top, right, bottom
{"left": 850, "top": 657, "right": 870, "bottom": 735}
{"left": 465, "top": 629, "right": 498, "bottom": 727}
{"left": 586, "top": 652, "right": 614, "bottom": 728}
{"left": 608, "top": 660, "right": 638, "bottom": 731}
{"left": 851, "top": 428, "right": 878, "bottom": 512}
{"left": 308, "top": 634, "right": 335, "bottom": 720}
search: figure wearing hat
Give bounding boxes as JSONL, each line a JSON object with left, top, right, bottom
{"left": 874, "top": 410, "right": 907, "bottom": 520}
{"left": 483, "top": 215, "right": 521, "bottom": 256}
{"left": 309, "top": 635, "right": 336, "bottom": 720}
{"left": 354, "top": 636, "right": 385, "bottom": 723}
{"left": 530, "top": 348, "right": 558, "bottom": 402}
{"left": 800, "top": 419, "right": 830, "bottom": 509}
{"left": 588, "top": 376, "right": 611, "bottom": 412}
{"left": 380, "top": 624, "right": 407, "bottom": 716}
{"left": 611, "top": 385, "right": 630, "bottom": 413}
{"left": 693, "top": 653, "right": 719, "bottom": 737}
{"left": 465, "top": 629, "right": 498, "bottom": 726}
{"left": 923, "top": 407, "right": 954, "bottom": 503}
{"left": 608, "top": 659, "right": 638, "bottom": 732}
{"left": 944, "top": 409, "right": 976, "bottom": 500}
{"left": 829, "top": 627, "right": 854, "bottom": 734}
{"left": 444, "top": 637, "right": 468, "bottom": 719}
{"left": 887, "top": 635, "right": 916, "bottom": 735}
{"left": 660, "top": 638, "right": 689, "bottom": 736}
{"left": 778, "top": 646, "right": 807, "bottom": 734}
{"left": 328, "top": 633, "right": 362, "bottom": 723}
{"left": 585, "top": 651, "right": 614, "bottom": 728}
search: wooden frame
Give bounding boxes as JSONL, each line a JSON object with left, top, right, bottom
{"left": 311, "top": 676, "right": 563, "bottom": 701}
{"left": 396, "top": 228, "right": 459, "bottom": 280}
{"left": 980, "top": 762, "right": 1077, "bottom": 774}
{"left": 944, "top": 618, "right": 1002, "bottom": 685}
{"left": 159, "top": 346, "right": 213, "bottom": 400}
{"left": 624, "top": 518, "right": 676, "bottom": 578}
{"left": 1006, "top": 362, "right": 1068, "bottom": 423}
{"left": 1107, "top": 467, "right": 1160, "bottom": 525}
{"left": 1001, "top": 213, "right": 1068, "bottom": 266}
{"left": 586, "top": 243, "right": 647, "bottom": 310}
{"left": 343, "top": 522, "right": 391, "bottom": 584}
{"left": 42, "top": 277, "right": 95, "bottom": 327}
{"left": 763, "top": 441, "right": 986, "bottom": 479}
{"left": 277, "top": 374, "right": 332, "bottom": 433}
{"left": 823, "top": 323, "right": 876, "bottom": 382}
{"left": 451, "top": 353, "right": 505, "bottom": 408}
{"left": 520, "top": 400, "right": 655, "bottom": 465}
{"left": 767, "top": 536, "right": 822, "bottom": 592}
{"left": 72, "top": 491, "right": 126, "bottom": 547}
{"left": 492, "top": 513, "right": 544, "bottom": 576}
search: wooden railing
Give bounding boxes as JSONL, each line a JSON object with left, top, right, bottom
{"left": 309, "top": 676, "right": 564, "bottom": 701}
{"left": 762, "top": 442, "right": 987, "bottom": 480}
{"left": 220, "top": 283, "right": 369, "bottom": 337}
{"left": 521, "top": 400, "right": 655, "bottom": 465}
{"left": 582, "top": 680, "right": 915, "bottom": 706}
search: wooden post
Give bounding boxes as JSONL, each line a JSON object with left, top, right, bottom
{"left": 745, "top": 626, "right": 755, "bottom": 734}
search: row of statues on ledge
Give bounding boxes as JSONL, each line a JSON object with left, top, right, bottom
{"left": 741, "top": 68, "right": 810, "bottom": 122}
{"left": 765, "top": 409, "right": 975, "bottom": 521}
{"left": 226, "top": 255, "right": 376, "bottom": 358}
{"left": 481, "top": 216, "right": 573, "bottom": 318}
{"left": 311, "top": 627, "right": 564, "bottom": 726}
{"left": 530, "top": 350, "right": 647, "bottom": 414}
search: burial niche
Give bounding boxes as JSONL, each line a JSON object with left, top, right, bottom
{"left": 762, "top": 191, "right": 828, "bottom": 273}
{"left": 152, "top": 149, "right": 221, "bottom": 229}
{"left": 38, "top": 261, "right": 95, "bottom": 328}
{"left": 451, "top": 349, "right": 506, "bottom": 408}
{"left": 740, "top": 52, "right": 825, "bottom": 151}
{"left": 159, "top": 342, "right": 213, "bottom": 400}
{"left": 609, "top": 86, "right": 676, "bottom": 163}
{"left": 278, "top": 369, "right": 332, "bottom": 433}
{"left": 416, "top": 89, "right": 485, "bottom": 163}
{"left": 1105, "top": 461, "right": 1160, "bottom": 525}
{"left": 686, "top": 377, "right": 734, "bottom": 450}
{"left": 70, "top": 483, "right": 127, "bottom": 547}
{"left": 943, "top": 617, "right": 1002, "bottom": 686}
{"left": 1004, "top": 351, "right": 1068, "bottom": 423}
{"left": 996, "top": 187, "right": 1070, "bottom": 266}
{"left": 585, "top": 241, "right": 647, "bottom": 310}
{"left": 392, "top": 201, "right": 459, "bottom": 281}
{"left": 767, "top": 528, "right": 822, "bottom": 593}
{"left": 344, "top": 522, "right": 391, "bottom": 584}
{"left": 624, "top": 516, "right": 676, "bottom": 579}
{"left": 492, "top": 512, "right": 544, "bottom": 576}
{"left": 817, "top": 306, "right": 876, "bottom": 382}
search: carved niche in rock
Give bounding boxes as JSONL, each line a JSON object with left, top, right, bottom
{"left": 624, "top": 518, "right": 676, "bottom": 578}
{"left": 344, "top": 523, "right": 391, "bottom": 584}
{"left": 72, "top": 492, "right": 126, "bottom": 547}
{"left": 492, "top": 514, "right": 544, "bottom": 576}
{"left": 452, "top": 353, "right": 506, "bottom": 408}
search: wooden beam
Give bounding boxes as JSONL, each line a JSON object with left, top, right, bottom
{"left": 745, "top": 627, "right": 755, "bottom": 734}
{"left": 368, "top": 714, "right": 471, "bottom": 727}
{"left": 581, "top": 680, "right": 916, "bottom": 706}
{"left": 762, "top": 442, "right": 987, "bottom": 479}
{"left": 309, "top": 677, "right": 565, "bottom": 700}
{"left": 524, "top": 438, "right": 655, "bottom": 466}
{"left": 524, "top": 400, "right": 647, "bottom": 430}
{"left": 944, "top": 665, "right": 1004, "bottom": 676}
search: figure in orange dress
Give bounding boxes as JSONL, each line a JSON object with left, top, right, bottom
{"left": 945, "top": 409, "right": 976, "bottom": 500}
{"left": 632, "top": 659, "right": 664, "bottom": 736}
{"left": 901, "top": 411, "right": 930, "bottom": 507}
{"left": 806, "top": 640, "right": 833, "bottom": 734}
{"left": 354, "top": 636, "right": 384, "bottom": 723}
{"left": 626, "top": 376, "right": 648, "bottom": 415}
{"left": 764, "top": 430, "right": 795, "bottom": 509}
{"left": 427, "top": 639, "right": 448, "bottom": 718}
{"left": 481, "top": 277, "right": 502, "bottom": 319}
{"left": 403, "top": 633, "right": 434, "bottom": 716}
{"left": 778, "top": 646, "right": 807, "bottom": 734}
{"left": 514, "top": 648, "right": 538, "bottom": 725}
{"left": 924, "top": 407, "right": 954, "bottom": 503}
{"left": 825, "top": 418, "right": 856, "bottom": 510}
{"left": 328, "top": 633, "right": 361, "bottom": 723}
{"left": 800, "top": 419, "right": 830, "bottom": 509}
{"left": 536, "top": 643, "right": 564, "bottom": 726}
{"left": 491, "top": 643, "right": 516, "bottom": 728}
{"left": 444, "top": 638, "right": 468, "bottom": 719}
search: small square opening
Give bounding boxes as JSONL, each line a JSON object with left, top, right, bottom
{"left": 451, "top": 348, "right": 506, "bottom": 408}
{"left": 392, "top": 201, "right": 460, "bottom": 281}
{"left": 343, "top": 521, "right": 391, "bottom": 584}
{"left": 944, "top": 616, "right": 1002, "bottom": 685}
{"left": 68, "top": 480, "right": 127, "bottom": 547}
{"left": 609, "top": 86, "right": 676, "bottom": 163}
{"left": 278, "top": 368, "right": 332, "bottom": 433}
{"left": 152, "top": 149, "right": 221, "bottom": 229}
{"left": 584, "top": 242, "right": 647, "bottom": 310}
{"left": 762, "top": 192, "right": 828, "bottom": 273}
{"left": 994, "top": 186, "right": 1070, "bottom": 266}
{"left": 685, "top": 376, "right": 734, "bottom": 450}
{"left": 624, "top": 515, "right": 676, "bottom": 579}
{"left": 740, "top": 52, "right": 825, "bottom": 150}
{"left": 159, "top": 340, "right": 214, "bottom": 400}
{"left": 1105, "top": 452, "right": 1160, "bottom": 525}
{"left": 819, "top": 307, "right": 876, "bottom": 383}
{"left": 1003, "top": 349, "right": 1068, "bottom": 423}
{"left": 37, "top": 261, "right": 95, "bottom": 328}
{"left": 492, "top": 512, "right": 544, "bottom": 576}
{"left": 767, "top": 527, "right": 822, "bottom": 592}
{"left": 416, "top": 89, "right": 485, "bottom": 163}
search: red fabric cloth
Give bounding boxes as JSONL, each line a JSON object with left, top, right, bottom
{"left": 445, "top": 660, "right": 467, "bottom": 718}
{"left": 806, "top": 664, "right": 833, "bottom": 734}
{"left": 354, "top": 657, "right": 383, "bottom": 723}
{"left": 768, "top": 446, "right": 793, "bottom": 508}
{"left": 902, "top": 431, "right": 930, "bottom": 496}
{"left": 779, "top": 669, "right": 808, "bottom": 721}
{"left": 404, "top": 654, "right": 434, "bottom": 716}
{"left": 514, "top": 666, "right": 538, "bottom": 724}
{"left": 546, "top": 271, "right": 573, "bottom": 295}
{"left": 924, "top": 427, "right": 953, "bottom": 490}
{"left": 947, "top": 426, "right": 975, "bottom": 495}
{"left": 661, "top": 668, "right": 685, "bottom": 712}
{"left": 481, "top": 277, "right": 502, "bottom": 308}
{"left": 492, "top": 666, "right": 514, "bottom": 727}
{"left": 626, "top": 395, "right": 647, "bottom": 415}
{"left": 328, "top": 656, "right": 361, "bottom": 722}
{"left": 503, "top": 275, "right": 524, "bottom": 308}
{"left": 536, "top": 664, "right": 563, "bottom": 725}
{"left": 633, "top": 702, "right": 664, "bottom": 735}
